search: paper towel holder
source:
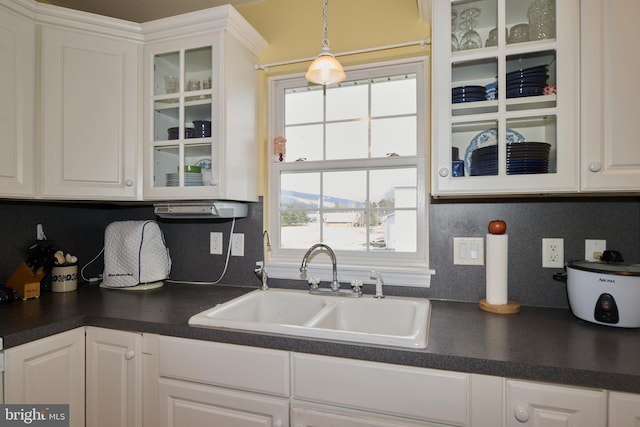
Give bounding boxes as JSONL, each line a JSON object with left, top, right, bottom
{"left": 480, "top": 220, "right": 520, "bottom": 314}
{"left": 479, "top": 298, "right": 521, "bottom": 314}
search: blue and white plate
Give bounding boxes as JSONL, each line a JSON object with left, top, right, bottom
{"left": 464, "top": 128, "right": 526, "bottom": 172}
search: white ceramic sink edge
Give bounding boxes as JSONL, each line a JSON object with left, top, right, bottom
{"left": 188, "top": 288, "right": 431, "bottom": 349}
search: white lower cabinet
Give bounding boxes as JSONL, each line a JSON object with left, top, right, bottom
{"left": 86, "top": 327, "right": 143, "bottom": 427}
{"left": 506, "top": 379, "right": 606, "bottom": 427}
{"left": 157, "top": 377, "right": 289, "bottom": 427}
{"left": 292, "top": 353, "right": 469, "bottom": 426}
{"left": 609, "top": 392, "right": 640, "bottom": 427}
{"left": 4, "top": 327, "right": 85, "bottom": 427}
{"left": 142, "top": 334, "right": 289, "bottom": 427}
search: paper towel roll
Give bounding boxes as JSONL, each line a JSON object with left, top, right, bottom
{"left": 486, "top": 233, "right": 508, "bottom": 305}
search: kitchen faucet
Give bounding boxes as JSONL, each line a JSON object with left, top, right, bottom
{"left": 300, "top": 243, "right": 340, "bottom": 292}
{"left": 254, "top": 230, "right": 271, "bottom": 290}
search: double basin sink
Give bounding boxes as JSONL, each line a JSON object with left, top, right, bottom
{"left": 188, "top": 288, "right": 430, "bottom": 348}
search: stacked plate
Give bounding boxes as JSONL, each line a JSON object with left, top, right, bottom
{"left": 469, "top": 145, "right": 498, "bottom": 176}
{"left": 166, "top": 172, "right": 204, "bottom": 187}
{"left": 452, "top": 85, "right": 487, "bottom": 104}
{"left": 506, "top": 64, "right": 549, "bottom": 98}
{"left": 464, "top": 128, "right": 526, "bottom": 173}
{"left": 506, "top": 142, "right": 550, "bottom": 175}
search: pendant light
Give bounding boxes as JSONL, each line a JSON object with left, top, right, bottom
{"left": 305, "top": 0, "right": 346, "bottom": 85}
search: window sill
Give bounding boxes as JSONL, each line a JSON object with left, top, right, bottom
{"left": 264, "top": 262, "right": 435, "bottom": 288}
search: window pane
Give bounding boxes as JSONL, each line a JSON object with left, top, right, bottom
{"left": 383, "top": 210, "right": 417, "bottom": 252}
{"left": 285, "top": 88, "right": 323, "bottom": 125}
{"left": 323, "top": 171, "right": 366, "bottom": 207}
{"left": 281, "top": 210, "right": 320, "bottom": 249}
{"left": 285, "top": 124, "right": 323, "bottom": 161}
{"left": 326, "top": 121, "right": 369, "bottom": 160}
{"left": 280, "top": 172, "right": 320, "bottom": 208}
{"left": 371, "top": 75, "right": 417, "bottom": 117}
{"left": 322, "top": 210, "right": 367, "bottom": 251}
{"left": 370, "top": 168, "right": 417, "bottom": 208}
{"left": 371, "top": 117, "right": 417, "bottom": 157}
{"left": 326, "top": 83, "right": 368, "bottom": 121}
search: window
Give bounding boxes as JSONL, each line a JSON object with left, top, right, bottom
{"left": 267, "top": 58, "right": 432, "bottom": 287}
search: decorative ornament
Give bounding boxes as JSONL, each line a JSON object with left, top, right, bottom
{"left": 274, "top": 136, "right": 287, "bottom": 163}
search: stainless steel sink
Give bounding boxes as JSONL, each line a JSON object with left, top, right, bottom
{"left": 188, "top": 288, "right": 430, "bottom": 348}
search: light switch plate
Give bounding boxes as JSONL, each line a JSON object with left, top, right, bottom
{"left": 210, "top": 232, "right": 223, "bottom": 255}
{"left": 231, "top": 233, "right": 244, "bottom": 257}
{"left": 453, "top": 237, "right": 484, "bottom": 265}
{"left": 585, "top": 239, "right": 606, "bottom": 261}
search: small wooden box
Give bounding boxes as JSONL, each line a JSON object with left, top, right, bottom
{"left": 7, "top": 262, "right": 43, "bottom": 300}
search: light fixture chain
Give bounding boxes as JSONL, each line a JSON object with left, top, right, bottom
{"left": 322, "top": 0, "right": 329, "bottom": 48}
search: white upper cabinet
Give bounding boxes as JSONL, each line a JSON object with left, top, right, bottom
{"left": 0, "top": 1, "right": 36, "bottom": 197}
{"left": 580, "top": 0, "right": 640, "bottom": 192}
{"left": 431, "top": 0, "right": 580, "bottom": 196}
{"left": 142, "top": 6, "right": 266, "bottom": 201}
{"left": 39, "top": 8, "right": 141, "bottom": 200}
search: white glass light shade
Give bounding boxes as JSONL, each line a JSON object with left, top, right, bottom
{"left": 305, "top": 46, "right": 346, "bottom": 85}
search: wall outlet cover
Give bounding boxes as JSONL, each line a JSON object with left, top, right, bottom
{"left": 542, "top": 238, "right": 564, "bottom": 268}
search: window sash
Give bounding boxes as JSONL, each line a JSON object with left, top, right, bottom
{"left": 267, "top": 58, "right": 431, "bottom": 285}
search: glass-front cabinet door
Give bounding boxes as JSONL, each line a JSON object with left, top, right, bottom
{"left": 432, "top": 0, "right": 580, "bottom": 196}
{"left": 147, "top": 42, "right": 217, "bottom": 195}
{"left": 142, "top": 8, "right": 265, "bottom": 202}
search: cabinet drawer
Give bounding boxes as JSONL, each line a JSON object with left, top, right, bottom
{"left": 158, "top": 336, "right": 289, "bottom": 397}
{"left": 292, "top": 353, "right": 468, "bottom": 426}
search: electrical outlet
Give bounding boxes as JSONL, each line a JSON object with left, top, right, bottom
{"left": 210, "top": 232, "right": 223, "bottom": 255}
{"left": 453, "top": 237, "right": 484, "bottom": 265}
{"left": 585, "top": 239, "right": 606, "bottom": 261}
{"left": 231, "top": 233, "right": 244, "bottom": 256}
{"left": 542, "top": 238, "right": 564, "bottom": 268}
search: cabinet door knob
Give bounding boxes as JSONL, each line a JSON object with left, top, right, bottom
{"left": 439, "top": 167, "right": 449, "bottom": 177}
{"left": 124, "top": 349, "right": 135, "bottom": 360}
{"left": 125, "top": 179, "right": 134, "bottom": 187}
{"left": 514, "top": 405, "right": 529, "bottom": 422}
{"left": 589, "top": 162, "right": 602, "bottom": 172}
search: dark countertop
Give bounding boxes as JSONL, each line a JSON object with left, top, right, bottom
{"left": 1, "top": 282, "right": 639, "bottom": 394}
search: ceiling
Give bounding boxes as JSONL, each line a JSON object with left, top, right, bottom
{"left": 36, "top": 0, "right": 263, "bottom": 23}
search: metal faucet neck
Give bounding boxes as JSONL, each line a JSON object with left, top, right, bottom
{"left": 300, "top": 243, "right": 340, "bottom": 291}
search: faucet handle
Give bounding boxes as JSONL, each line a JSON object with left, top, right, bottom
{"left": 308, "top": 277, "right": 320, "bottom": 290}
{"left": 350, "top": 279, "right": 363, "bottom": 297}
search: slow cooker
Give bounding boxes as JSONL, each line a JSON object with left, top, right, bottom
{"left": 562, "top": 251, "right": 640, "bottom": 328}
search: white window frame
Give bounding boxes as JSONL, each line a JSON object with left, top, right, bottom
{"left": 266, "top": 57, "right": 434, "bottom": 288}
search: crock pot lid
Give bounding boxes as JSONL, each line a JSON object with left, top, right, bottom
{"left": 568, "top": 260, "right": 640, "bottom": 275}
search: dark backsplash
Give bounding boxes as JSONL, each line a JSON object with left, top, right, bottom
{"left": 0, "top": 196, "right": 638, "bottom": 308}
